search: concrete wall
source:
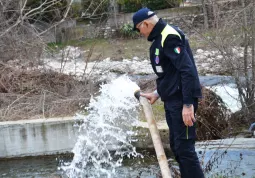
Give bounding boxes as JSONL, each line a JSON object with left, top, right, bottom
{"left": 134, "top": 121, "right": 170, "bottom": 149}
{"left": 107, "top": 5, "right": 202, "bottom": 28}
{"left": 0, "top": 117, "right": 170, "bottom": 158}
{"left": 0, "top": 118, "right": 79, "bottom": 158}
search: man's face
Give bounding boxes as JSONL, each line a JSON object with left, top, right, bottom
{"left": 136, "top": 20, "right": 153, "bottom": 38}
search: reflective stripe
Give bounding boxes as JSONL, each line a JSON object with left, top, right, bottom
{"left": 161, "top": 25, "right": 181, "bottom": 47}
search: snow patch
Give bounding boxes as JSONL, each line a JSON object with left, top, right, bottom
{"left": 207, "top": 84, "right": 241, "bottom": 112}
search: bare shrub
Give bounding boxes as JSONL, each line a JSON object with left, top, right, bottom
{"left": 0, "top": 63, "right": 93, "bottom": 121}
{"left": 0, "top": 0, "right": 73, "bottom": 64}
{"left": 196, "top": 87, "right": 229, "bottom": 140}
{"left": 186, "top": 0, "right": 255, "bottom": 127}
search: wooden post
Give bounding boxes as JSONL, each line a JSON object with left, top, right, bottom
{"left": 135, "top": 91, "right": 172, "bottom": 178}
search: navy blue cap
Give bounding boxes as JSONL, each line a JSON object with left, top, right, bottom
{"left": 132, "top": 8, "right": 155, "bottom": 31}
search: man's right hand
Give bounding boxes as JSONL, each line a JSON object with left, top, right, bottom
{"left": 140, "top": 92, "right": 159, "bottom": 104}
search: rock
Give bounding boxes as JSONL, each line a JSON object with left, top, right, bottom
{"left": 204, "top": 66, "right": 210, "bottom": 72}
{"left": 123, "top": 59, "right": 131, "bottom": 63}
{"left": 142, "top": 60, "right": 149, "bottom": 64}
{"left": 104, "top": 57, "right": 111, "bottom": 62}
{"left": 207, "top": 58, "right": 214, "bottom": 63}
{"left": 211, "top": 51, "right": 217, "bottom": 55}
{"left": 201, "top": 63, "right": 209, "bottom": 68}
{"left": 216, "top": 55, "right": 223, "bottom": 60}
{"left": 204, "top": 51, "right": 211, "bottom": 57}
{"left": 195, "top": 54, "right": 207, "bottom": 61}
{"left": 196, "top": 49, "right": 204, "bottom": 54}
{"left": 133, "top": 56, "right": 139, "bottom": 61}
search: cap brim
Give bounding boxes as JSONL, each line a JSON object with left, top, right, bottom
{"left": 132, "top": 12, "right": 156, "bottom": 31}
{"left": 133, "top": 24, "right": 141, "bottom": 32}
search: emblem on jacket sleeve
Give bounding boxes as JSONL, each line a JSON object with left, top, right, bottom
{"left": 155, "top": 56, "right": 159, "bottom": 64}
{"left": 174, "top": 47, "right": 181, "bottom": 54}
{"left": 155, "top": 48, "right": 160, "bottom": 64}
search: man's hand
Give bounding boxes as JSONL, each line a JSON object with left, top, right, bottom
{"left": 140, "top": 92, "right": 159, "bottom": 104}
{"left": 182, "top": 104, "right": 196, "bottom": 126}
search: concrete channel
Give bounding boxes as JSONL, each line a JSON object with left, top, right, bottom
{"left": 0, "top": 117, "right": 169, "bottom": 158}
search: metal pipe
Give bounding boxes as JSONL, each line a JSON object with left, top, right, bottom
{"left": 134, "top": 91, "right": 172, "bottom": 178}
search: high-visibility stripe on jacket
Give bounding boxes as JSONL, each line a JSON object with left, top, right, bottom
{"left": 161, "top": 25, "right": 181, "bottom": 47}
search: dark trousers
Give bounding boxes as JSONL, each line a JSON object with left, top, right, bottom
{"left": 164, "top": 97, "right": 204, "bottom": 178}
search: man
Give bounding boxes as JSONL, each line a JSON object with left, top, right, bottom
{"left": 132, "top": 8, "right": 204, "bottom": 178}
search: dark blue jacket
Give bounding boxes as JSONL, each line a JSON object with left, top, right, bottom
{"left": 148, "top": 19, "right": 202, "bottom": 104}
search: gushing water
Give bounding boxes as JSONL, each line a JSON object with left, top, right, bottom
{"left": 61, "top": 75, "right": 141, "bottom": 178}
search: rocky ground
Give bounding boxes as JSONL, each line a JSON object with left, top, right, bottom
{"left": 43, "top": 45, "right": 250, "bottom": 79}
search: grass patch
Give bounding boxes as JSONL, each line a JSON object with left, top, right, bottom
{"left": 47, "top": 38, "right": 150, "bottom": 61}
{"left": 47, "top": 39, "right": 107, "bottom": 50}
{"left": 47, "top": 26, "right": 241, "bottom": 61}
{"left": 189, "top": 26, "right": 244, "bottom": 50}
{"left": 139, "top": 99, "right": 165, "bottom": 122}
{"left": 152, "top": 100, "right": 165, "bottom": 121}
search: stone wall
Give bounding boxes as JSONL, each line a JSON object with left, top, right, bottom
{"left": 107, "top": 5, "right": 202, "bottom": 29}
{"left": 46, "top": 0, "right": 242, "bottom": 42}
{"left": 45, "top": 5, "right": 203, "bottom": 43}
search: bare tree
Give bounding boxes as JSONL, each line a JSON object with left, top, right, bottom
{"left": 202, "top": 0, "right": 209, "bottom": 29}
{"left": 200, "top": 0, "right": 255, "bottom": 124}
{"left": 81, "top": 0, "right": 110, "bottom": 19}
{"left": 0, "top": 0, "right": 74, "bottom": 64}
{"left": 252, "top": 0, "right": 255, "bottom": 102}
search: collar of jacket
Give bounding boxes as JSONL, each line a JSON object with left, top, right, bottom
{"left": 147, "top": 18, "right": 167, "bottom": 42}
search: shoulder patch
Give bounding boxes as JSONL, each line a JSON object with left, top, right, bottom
{"left": 174, "top": 47, "right": 181, "bottom": 54}
{"left": 155, "top": 48, "right": 159, "bottom": 55}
